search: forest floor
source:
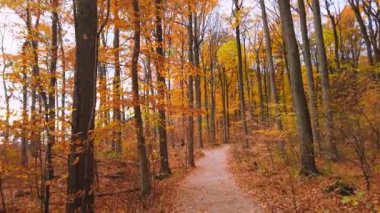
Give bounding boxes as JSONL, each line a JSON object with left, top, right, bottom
{"left": 229, "top": 135, "right": 380, "bottom": 212}
{"left": 171, "top": 145, "right": 261, "bottom": 213}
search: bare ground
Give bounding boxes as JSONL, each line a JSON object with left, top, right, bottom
{"left": 172, "top": 145, "right": 261, "bottom": 213}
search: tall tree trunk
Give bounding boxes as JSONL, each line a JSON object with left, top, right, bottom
{"left": 132, "top": 0, "right": 151, "bottom": 197}
{"left": 187, "top": 9, "right": 195, "bottom": 167}
{"left": 298, "top": 0, "right": 320, "bottom": 152}
{"left": 204, "top": 60, "right": 210, "bottom": 144}
{"left": 193, "top": 14, "right": 203, "bottom": 149}
{"left": 44, "top": 0, "right": 58, "bottom": 211}
{"left": 312, "top": 0, "right": 340, "bottom": 161}
{"left": 112, "top": 11, "right": 122, "bottom": 152}
{"left": 263, "top": 67, "right": 269, "bottom": 121}
{"left": 243, "top": 37, "right": 253, "bottom": 118}
{"left": 210, "top": 56, "right": 216, "bottom": 144}
{"left": 21, "top": 42, "right": 28, "bottom": 167}
{"left": 26, "top": 0, "right": 41, "bottom": 161}
{"left": 58, "top": 19, "right": 66, "bottom": 144}
{"left": 278, "top": 0, "right": 320, "bottom": 176}
{"left": 260, "top": 0, "right": 283, "bottom": 131}
{"left": 180, "top": 41, "right": 186, "bottom": 145}
{"left": 219, "top": 68, "right": 228, "bottom": 144}
{"left": 255, "top": 48, "right": 265, "bottom": 124}
{"left": 67, "top": 0, "right": 97, "bottom": 211}
{"left": 233, "top": 0, "right": 249, "bottom": 148}
{"left": 225, "top": 73, "right": 231, "bottom": 139}
{"left": 155, "top": 0, "right": 171, "bottom": 176}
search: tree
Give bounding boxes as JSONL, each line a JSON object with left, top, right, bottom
{"left": 233, "top": 0, "right": 249, "bottom": 148}
{"left": 325, "top": 0, "right": 341, "bottom": 70}
{"left": 259, "top": 0, "right": 283, "bottom": 132}
{"left": 44, "top": 0, "right": 58, "bottom": 211}
{"left": 362, "top": 0, "right": 380, "bottom": 63}
{"left": 155, "top": 0, "right": 171, "bottom": 176}
{"left": 67, "top": 0, "right": 97, "bottom": 211}
{"left": 253, "top": 34, "right": 266, "bottom": 124}
{"left": 131, "top": 0, "right": 151, "bottom": 197}
{"left": 194, "top": 11, "right": 203, "bottom": 149}
{"left": 277, "top": 0, "right": 320, "bottom": 176}
{"left": 187, "top": 5, "right": 195, "bottom": 167}
{"left": 348, "top": 0, "right": 374, "bottom": 65}
{"left": 112, "top": 0, "right": 122, "bottom": 153}
{"left": 312, "top": 0, "right": 340, "bottom": 161}
{"left": 297, "top": 0, "right": 320, "bottom": 151}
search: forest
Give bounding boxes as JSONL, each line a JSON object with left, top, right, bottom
{"left": 0, "top": 0, "right": 379, "bottom": 212}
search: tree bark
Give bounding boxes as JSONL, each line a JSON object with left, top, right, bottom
{"left": 312, "top": 0, "right": 340, "bottom": 161}
{"left": 260, "top": 0, "right": 283, "bottom": 131}
{"left": 187, "top": 9, "right": 195, "bottom": 167}
{"left": 131, "top": 0, "right": 151, "bottom": 197}
{"left": 44, "top": 0, "right": 58, "bottom": 211}
{"left": 21, "top": 42, "right": 28, "bottom": 167}
{"left": 112, "top": 9, "right": 122, "bottom": 153}
{"left": 155, "top": 0, "right": 171, "bottom": 175}
{"left": 193, "top": 13, "right": 203, "bottom": 149}
{"left": 278, "top": 0, "right": 320, "bottom": 176}
{"left": 67, "top": 0, "right": 97, "bottom": 211}
{"left": 255, "top": 47, "right": 265, "bottom": 124}
{"left": 219, "top": 68, "right": 228, "bottom": 144}
{"left": 58, "top": 19, "right": 67, "bottom": 144}
{"left": 233, "top": 0, "right": 249, "bottom": 148}
{"left": 298, "top": 0, "right": 320, "bottom": 152}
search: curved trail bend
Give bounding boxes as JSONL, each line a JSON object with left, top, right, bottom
{"left": 172, "top": 145, "right": 261, "bottom": 213}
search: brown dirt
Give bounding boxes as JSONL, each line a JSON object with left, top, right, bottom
{"left": 172, "top": 145, "right": 261, "bottom": 213}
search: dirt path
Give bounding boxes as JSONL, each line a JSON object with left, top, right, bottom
{"left": 172, "top": 145, "right": 261, "bottom": 213}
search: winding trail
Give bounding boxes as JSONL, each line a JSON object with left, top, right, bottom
{"left": 172, "top": 145, "right": 261, "bottom": 213}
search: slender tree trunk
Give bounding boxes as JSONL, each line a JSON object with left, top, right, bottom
{"left": 225, "top": 73, "right": 230, "bottom": 139}
{"left": 255, "top": 49, "right": 265, "bottom": 124}
{"left": 112, "top": 13, "right": 122, "bottom": 153}
{"left": 204, "top": 62, "right": 210, "bottom": 144}
{"left": 44, "top": 0, "right": 58, "bottom": 211}
{"left": 193, "top": 14, "right": 203, "bottom": 149}
{"left": 155, "top": 0, "right": 171, "bottom": 175}
{"left": 21, "top": 42, "right": 28, "bottom": 167}
{"left": 180, "top": 41, "right": 186, "bottom": 145}
{"left": 278, "top": 0, "right": 320, "bottom": 176}
{"left": 312, "top": 0, "right": 340, "bottom": 161}
{"left": 298, "top": 0, "right": 320, "bottom": 152}
{"left": 263, "top": 68, "right": 269, "bottom": 120}
{"left": 58, "top": 20, "right": 66, "bottom": 143}
{"left": 67, "top": 0, "right": 97, "bottom": 211}
{"left": 26, "top": 0, "right": 41, "bottom": 161}
{"left": 219, "top": 68, "right": 228, "bottom": 144}
{"left": 187, "top": 10, "right": 195, "bottom": 167}
{"left": 282, "top": 43, "right": 295, "bottom": 112}
{"left": 233, "top": 0, "right": 249, "bottom": 148}
{"left": 243, "top": 38, "right": 253, "bottom": 118}
{"left": 210, "top": 58, "right": 216, "bottom": 144}
{"left": 260, "top": 0, "right": 283, "bottom": 131}
{"left": 131, "top": 0, "right": 151, "bottom": 197}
